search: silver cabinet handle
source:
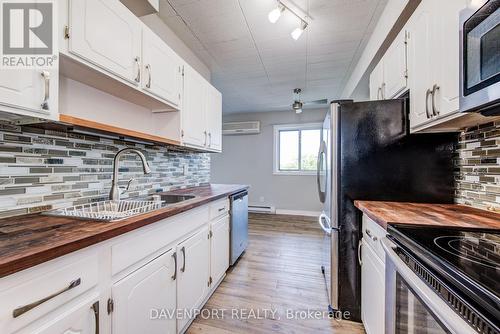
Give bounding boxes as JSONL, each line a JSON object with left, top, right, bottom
{"left": 381, "top": 83, "right": 386, "bottom": 99}
{"left": 208, "top": 132, "right": 212, "bottom": 147}
{"left": 134, "top": 57, "right": 141, "bottom": 83}
{"left": 41, "top": 71, "right": 50, "bottom": 110}
{"left": 180, "top": 246, "right": 186, "bottom": 272}
{"left": 218, "top": 207, "right": 225, "bottom": 212}
{"left": 358, "top": 239, "right": 363, "bottom": 266}
{"left": 377, "top": 87, "right": 381, "bottom": 100}
{"left": 431, "top": 84, "right": 440, "bottom": 116}
{"left": 13, "top": 278, "right": 81, "bottom": 318}
{"left": 145, "top": 64, "right": 152, "bottom": 88}
{"left": 171, "top": 252, "right": 177, "bottom": 280}
{"left": 365, "top": 229, "right": 378, "bottom": 241}
{"left": 203, "top": 131, "right": 207, "bottom": 146}
{"left": 91, "top": 301, "right": 99, "bottom": 334}
{"left": 425, "top": 88, "right": 432, "bottom": 119}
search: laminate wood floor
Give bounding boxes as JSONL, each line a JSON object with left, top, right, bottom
{"left": 187, "top": 213, "right": 365, "bottom": 334}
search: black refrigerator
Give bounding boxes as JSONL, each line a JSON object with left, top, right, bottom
{"left": 316, "top": 99, "right": 456, "bottom": 321}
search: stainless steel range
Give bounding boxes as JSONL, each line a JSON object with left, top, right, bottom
{"left": 383, "top": 225, "right": 499, "bottom": 334}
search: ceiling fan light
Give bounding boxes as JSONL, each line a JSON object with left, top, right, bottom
{"left": 295, "top": 108, "right": 303, "bottom": 114}
{"left": 291, "top": 21, "right": 307, "bottom": 40}
{"left": 268, "top": 4, "right": 284, "bottom": 23}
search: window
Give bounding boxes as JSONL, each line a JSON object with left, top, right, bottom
{"left": 273, "top": 123, "right": 322, "bottom": 175}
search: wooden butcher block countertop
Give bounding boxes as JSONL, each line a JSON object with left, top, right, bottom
{"left": 0, "top": 184, "right": 248, "bottom": 278}
{"left": 354, "top": 201, "right": 500, "bottom": 230}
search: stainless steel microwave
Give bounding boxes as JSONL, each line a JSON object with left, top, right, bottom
{"left": 459, "top": 0, "right": 500, "bottom": 115}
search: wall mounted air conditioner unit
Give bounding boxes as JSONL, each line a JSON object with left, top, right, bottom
{"left": 222, "top": 121, "right": 260, "bottom": 135}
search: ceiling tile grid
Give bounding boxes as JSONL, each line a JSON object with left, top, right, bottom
{"left": 158, "top": 0, "right": 387, "bottom": 113}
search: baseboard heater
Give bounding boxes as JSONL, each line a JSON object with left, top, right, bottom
{"left": 248, "top": 205, "right": 276, "bottom": 214}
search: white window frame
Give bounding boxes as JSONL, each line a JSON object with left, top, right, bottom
{"left": 273, "top": 123, "right": 322, "bottom": 176}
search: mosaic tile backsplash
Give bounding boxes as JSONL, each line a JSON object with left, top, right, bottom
{"left": 455, "top": 120, "right": 500, "bottom": 211}
{"left": 0, "top": 124, "right": 210, "bottom": 218}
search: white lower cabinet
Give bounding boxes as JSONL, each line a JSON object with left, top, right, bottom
{"left": 111, "top": 248, "right": 177, "bottom": 334}
{"left": 210, "top": 215, "right": 230, "bottom": 285}
{"left": 361, "top": 240, "right": 385, "bottom": 334}
{"left": 176, "top": 226, "right": 211, "bottom": 331}
{"left": 23, "top": 296, "right": 101, "bottom": 334}
{"left": 361, "top": 215, "right": 387, "bottom": 334}
{"left": 0, "top": 199, "right": 232, "bottom": 334}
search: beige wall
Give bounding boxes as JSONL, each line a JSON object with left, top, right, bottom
{"left": 211, "top": 109, "right": 327, "bottom": 214}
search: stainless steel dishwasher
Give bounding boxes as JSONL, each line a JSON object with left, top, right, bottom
{"left": 230, "top": 190, "right": 248, "bottom": 265}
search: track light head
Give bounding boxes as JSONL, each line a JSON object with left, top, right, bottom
{"left": 291, "top": 21, "right": 308, "bottom": 40}
{"left": 268, "top": 3, "right": 285, "bottom": 23}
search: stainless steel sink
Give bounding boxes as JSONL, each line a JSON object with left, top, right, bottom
{"left": 155, "top": 194, "right": 196, "bottom": 204}
{"left": 44, "top": 194, "right": 197, "bottom": 222}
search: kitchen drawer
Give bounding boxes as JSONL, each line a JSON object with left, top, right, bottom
{"left": 111, "top": 205, "right": 209, "bottom": 277}
{"left": 0, "top": 250, "right": 99, "bottom": 333}
{"left": 362, "top": 215, "right": 387, "bottom": 262}
{"left": 209, "top": 198, "right": 229, "bottom": 221}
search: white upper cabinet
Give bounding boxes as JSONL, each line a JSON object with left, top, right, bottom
{"left": 407, "top": 0, "right": 433, "bottom": 129}
{"left": 68, "top": 0, "right": 142, "bottom": 85}
{"left": 407, "top": 0, "right": 467, "bottom": 132}
{"left": 430, "top": 0, "right": 467, "bottom": 119}
{"left": 142, "top": 28, "right": 183, "bottom": 107}
{"left": 182, "top": 65, "right": 207, "bottom": 149}
{"left": 112, "top": 249, "right": 177, "bottom": 334}
{"left": 383, "top": 29, "right": 408, "bottom": 99}
{"left": 369, "top": 61, "right": 384, "bottom": 100}
{"left": 210, "top": 215, "right": 230, "bottom": 285}
{"left": 182, "top": 65, "right": 223, "bottom": 152}
{"left": 0, "top": 68, "right": 58, "bottom": 121}
{"left": 176, "top": 226, "right": 210, "bottom": 332}
{"left": 206, "top": 85, "right": 223, "bottom": 151}
{"left": 369, "top": 30, "right": 407, "bottom": 101}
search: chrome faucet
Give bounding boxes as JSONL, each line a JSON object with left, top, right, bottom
{"left": 109, "top": 148, "right": 152, "bottom": 201}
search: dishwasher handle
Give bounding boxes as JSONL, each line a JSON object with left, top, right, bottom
{"left": 231, "top": 191, "right": 248, "bottom": 202}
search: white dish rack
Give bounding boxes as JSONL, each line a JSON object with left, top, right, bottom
{"left": 45, "top": 200, "right": 165, "bottom": 222}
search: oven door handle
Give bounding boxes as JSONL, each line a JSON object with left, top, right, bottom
{"left": 381, "top": 238, "right": 477, "bottom": 334}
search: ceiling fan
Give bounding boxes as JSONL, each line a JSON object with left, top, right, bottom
{"left": 291, "top": 88, "right": 328, "bottom": 113}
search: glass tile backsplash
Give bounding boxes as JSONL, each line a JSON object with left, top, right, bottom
{"left": 0, "top": 123, "right": 210, "bottom": 218}
{"left": 455, "top": 121, "right": 500, "bottom": 211}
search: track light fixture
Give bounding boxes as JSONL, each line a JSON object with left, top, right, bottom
{"left": 267, "top": 1, "right": 309, "bottom": 40}
{"left": 291, "top": 21, "right": 308, "bottom": 40}
{"left": 268, "top": 3, "right": 285, "bottom": 23}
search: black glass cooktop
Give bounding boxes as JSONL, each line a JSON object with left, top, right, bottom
{"left": 388, "top": 224, "right": 500, "bottom": 319}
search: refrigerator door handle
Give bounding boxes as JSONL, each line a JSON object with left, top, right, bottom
{"left": 318, "top": 213, "right": 332, "bottom": 234}
{"left": 317, "top": 140, "right": 326, "bottom": 203}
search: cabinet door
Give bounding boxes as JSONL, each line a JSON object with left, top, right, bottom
{"left": 182, "top": 66, "right": 207, "bottom": 148}
{"left": 112, "top": 249, "right": 177, "bottom": 334}
{"left": 210, "top": 215, "right": 230, "bottom": 285}
{"left": 408, "top": 1, "right": 433, "bottom": 129}
{"left": 0, "top": 68, "right": 58, "bottom": 120}
{"left": 369, "top": 61, "right": 384, "bottom": 100}
{"left": 177, "top": 226, "right": 210, "bottom": 331}
{"left": 142, "top": 28, "right": 183, "bottom": 108}
{"left": 430, "top": 0, "right": 467, "bottom": 118}
{"left": 24, "top": 297, "right": 100, "bottom": 334}
{"left": 361, "top": 241, "right": 385, "bottom": 334}
{"left": 68, "top": 0, "right": 142, "bottom": 84}
{"left": 206, "top": 85, "right": 222, "bottom": 152}
{"left": 383, "top": 29, "right": 408, "bottom": 99}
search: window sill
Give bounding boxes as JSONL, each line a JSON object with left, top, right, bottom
{"left": 273, "top": 171, "right": 317, "bottom": 176}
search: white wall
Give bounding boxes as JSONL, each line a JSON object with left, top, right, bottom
{"left": 141, "top": 14, "right": 211, "bottom": 81}
{"left": 211, "top": 109, "right": 327, "bottom": 215}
